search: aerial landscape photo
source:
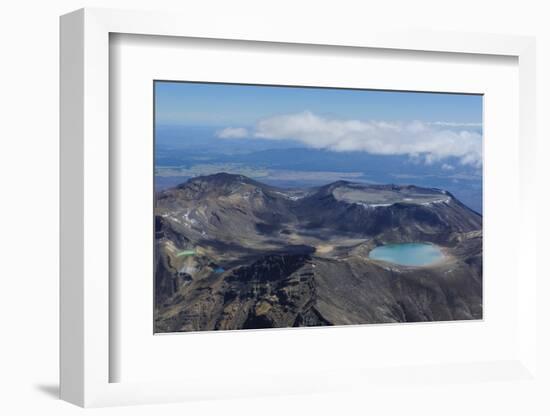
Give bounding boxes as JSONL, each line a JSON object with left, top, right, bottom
{"left": 154, "top": 81, "right": 483, "bottom": 333}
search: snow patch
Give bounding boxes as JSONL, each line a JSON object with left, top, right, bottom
{"left": 273, "top": 191, "right": 305, "bottom": 201}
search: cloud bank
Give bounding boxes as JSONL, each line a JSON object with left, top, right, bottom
{"left": 216, "top": 127, "right": 249, "bottom": 139}
{"left": 217, "top": 111, "right": 482, "bottom": 167}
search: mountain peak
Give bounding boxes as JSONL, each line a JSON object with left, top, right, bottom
{"left": 191, "top": 172, "right": 250, "bottom": 183}
{"left": 173, "top": 173, "right": 272, "bottom": 198}
{"left": 178, "top": 172, "right": 258, "bottom": 188}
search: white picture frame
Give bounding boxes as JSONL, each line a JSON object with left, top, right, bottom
{"left": 60, "top": 7, "right": 537, "bottom": 407}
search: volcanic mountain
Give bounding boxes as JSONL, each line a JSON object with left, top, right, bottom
{"left": 154, "top": 173, "right": 482, "bottom": 332}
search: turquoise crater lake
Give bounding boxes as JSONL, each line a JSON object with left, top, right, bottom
{"left": 369, "top": 243, "right": 445, "bottom": 266}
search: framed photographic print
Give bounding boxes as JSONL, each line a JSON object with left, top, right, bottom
{"left": 153, "top": 81, "right": 483, "bottom": 333}
{"left": 60, "top": 8, "right": 538, "bottom": 408}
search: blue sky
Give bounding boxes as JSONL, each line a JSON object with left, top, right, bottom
{"left": 155, "top": 81, "right": 483, "bottom": 127}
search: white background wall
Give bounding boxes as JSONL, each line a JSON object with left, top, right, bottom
{"left": 0, "top": 1, "right": 548, "bottom": 415}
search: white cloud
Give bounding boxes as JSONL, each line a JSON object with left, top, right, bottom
{"left": 441, "top": 163, "right": 455, "bottom": 171}
{"left": 245, "top": 111, "right": 482, "bottom": 167}
{"left": 216, "top": 127, "right": 249, "bottom": 139}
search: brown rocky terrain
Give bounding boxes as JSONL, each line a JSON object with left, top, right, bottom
{"left": 154, "top": 173, "right": 482, "bottom": 332}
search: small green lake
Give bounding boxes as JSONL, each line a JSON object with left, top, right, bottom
{"left": 369, "top": 243, "right": 444, "bottom": 266}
